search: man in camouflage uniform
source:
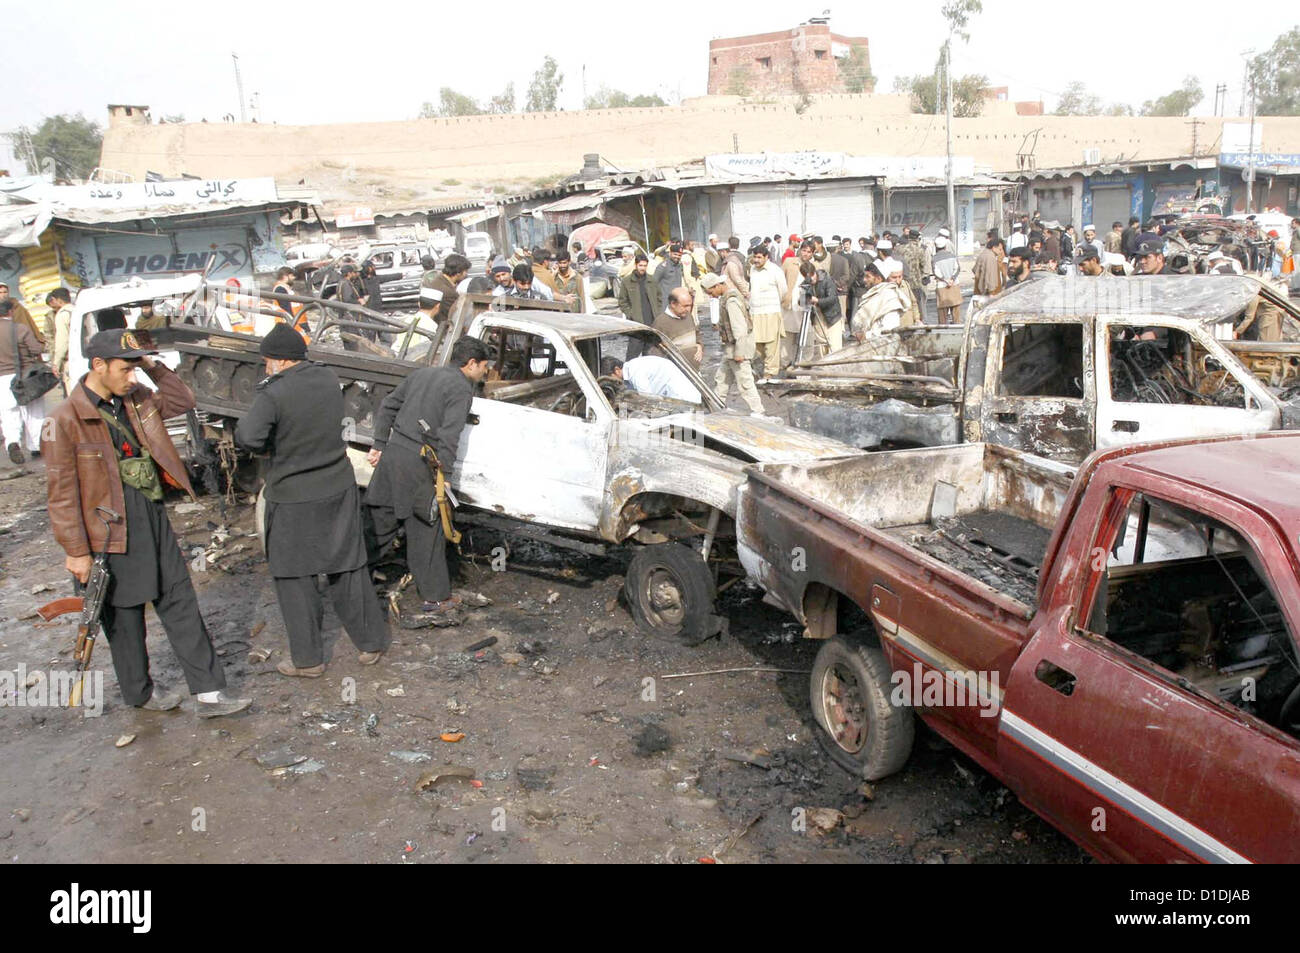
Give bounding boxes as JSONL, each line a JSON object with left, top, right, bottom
{"left": 898, "top": 229, "right": 929, "bottom": 324}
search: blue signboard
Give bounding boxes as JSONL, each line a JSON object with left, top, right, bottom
{"left": 1220, "top": 152, "right": 1300, "bottom": 172}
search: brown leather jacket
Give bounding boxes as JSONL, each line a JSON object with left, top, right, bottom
{"left": 43, "top": 363, "right": 196, "bottom": 558}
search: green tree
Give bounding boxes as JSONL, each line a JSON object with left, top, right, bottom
{"left": 941, "top": 0, "right": 982, "bottom": 42}
{"left": 7, "top": 113, "right": 103, "bottom": 181}
{"left": 583, "top": 86, "right": 666, "bottom": 109}
{"left": 524, "top": 56, "right": 564, "bottom": 112}
{"left": 487, "top": 83, "right": 516, "bottom": 114}
{"left": 420, "top": 87, "right": 483, "bottom": 118}
{"left": 1105, "top": 102, "right": 1135, "bottom": 117}
{"left": 837, "top": 43, "right": 875, "bottom": 93}
{"left": 1140, "top": 76, "right": 1203, "bottom": 116}
{"left": 725, "top": 65, "right": 753, "bottom": 97}
{"left": 1251, "top": 28, "right": 1300, "bottom": 115}
{"left": 895, "top": 67, "right": 988, "bottom": 117}
{"left": 1054, "top": 81, "right": 1102, "bottom": 116}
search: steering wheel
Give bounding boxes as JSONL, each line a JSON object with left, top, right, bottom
{"left": 597, "top": 374, "right": 622, "bottom": 402}
{"left": 547, "top": 388, "right": 589, "bottom": 418}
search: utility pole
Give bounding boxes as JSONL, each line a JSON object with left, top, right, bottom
{"left": 945, "top": 38, "right": 955, "bottom": 237}
{"left": 1213, "top": 83, "right": 1228, "bottom": 117}
{"left": 1246, "top": 72, "right": 1257, "bottom": 213}
{"left": 232, "top": 52, "right": 247, "bottom": 123}
{"left": 1239, "top": 49, "right": 1255, "bottom": 116}
{"left": 1186, "top": 117, "right": 1201, "bottom": 157}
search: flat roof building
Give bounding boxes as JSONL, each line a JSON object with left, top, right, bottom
{"left": 707, "top": 20, "right": 872, "bottom": 97}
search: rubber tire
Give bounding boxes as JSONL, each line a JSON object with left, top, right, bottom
{"left": 624, "top": 542, "right": 716, "bottom": 642}
{"left": 809, "top": 635, "right": 915, "bottom": 780}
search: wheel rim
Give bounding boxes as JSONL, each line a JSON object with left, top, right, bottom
{"left": 819, "top": 662, "right": 868, "bottom": 754}
{"left": 641, "top": 567, "right": 686, "bottom": 629}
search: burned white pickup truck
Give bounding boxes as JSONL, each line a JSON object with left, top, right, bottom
{"left": 162, "top": 294, "right": 859, "bottom": 640}
{"left": 774, "top": 275, "right": 1300, "bottom": 463}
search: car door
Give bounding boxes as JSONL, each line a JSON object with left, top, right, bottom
{"left": 449, "top": 321, "right": 609, "bottom": 534}
{"left": 980, "top": 316, "right": 1095, "bottom": 462}
{"left": 1095, "top": 318, "right": 1278, "bottom": 449}
{"left": 997, "top": 485, "right": 1300, "bottom": 863}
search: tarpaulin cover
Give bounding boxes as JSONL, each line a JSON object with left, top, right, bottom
{"left": 569, "top": 223, "right": 630, "bottom": 258}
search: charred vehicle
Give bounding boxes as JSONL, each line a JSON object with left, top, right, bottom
{"left": 737, "top": 433, "right": 1300, "bottom": 862}
{"left": 1161, "top": 215, "right": 1266, "bottom": 273}
{"left": 148, "top": 289, "right": 859, "bottom": 641}
{"left": 774, "top": 275, "right": 1300, "bottom": 463}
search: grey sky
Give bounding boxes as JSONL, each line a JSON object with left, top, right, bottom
{"left": 0, "top": 1, "right": 1285, "bottom": 156}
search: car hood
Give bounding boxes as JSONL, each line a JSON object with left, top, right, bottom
{"left": 641, "top": 411, "right": 862, "bottom": 464}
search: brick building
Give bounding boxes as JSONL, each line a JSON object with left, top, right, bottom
{"left": 707, "top": 20, "right": 873, "bottom": 97}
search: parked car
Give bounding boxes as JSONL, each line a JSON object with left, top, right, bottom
{"left": 310, "top": 241, "right": 429, "bottom": 307}
{"left": 737, "top": 433, "right": 1300, "bottom": 862}
{"left": 463, "top": 232, "right": 493, "bottom": 270}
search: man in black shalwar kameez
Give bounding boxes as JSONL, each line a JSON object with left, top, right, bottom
{"left": 235, "top": 324, "right": 390, "bottom": 677}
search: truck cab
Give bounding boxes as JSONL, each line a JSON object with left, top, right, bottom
{"left": 971, "top": 277, "right": 1292, "bottom": 460}
{"left": 784, "top": 275, "right": 1300, "bottom": 463}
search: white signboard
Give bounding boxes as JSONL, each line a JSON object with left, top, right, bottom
{"left": 50, "top": 178, "right": 279, "bottom": 211}
{"left": 706, "top": 152, "right": 847, "bottom": 179}
{"left": 705, "top": 152, "right": 976, "bottom": 182}
{"left": 845, "top": 155, "right": 976, "bottom": 180}
{"left": 1222, "top": 123, "right": 1263, "bottom": 155}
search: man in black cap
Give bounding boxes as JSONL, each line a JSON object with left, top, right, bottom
{"left": 366, "top": 336, "right": 492, "bottom": 614}
{"left": 1133, "top": 234, "right": 1174, "bottom": 275}
{"left": 41, "top": 329, "right": 251, "bottom": 716}
{"left": 235, "top": 324, "right": 390, "bottom": 677}
{"left": 1076, "top": 245, "right": 1106, "bottom": 277}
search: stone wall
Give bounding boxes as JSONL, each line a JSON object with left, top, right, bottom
{"left": 100, "top": 96, "right": 1300, "bottom": 207}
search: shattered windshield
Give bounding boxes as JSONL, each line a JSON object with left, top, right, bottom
{"left": 577, "top": 329, "right": 714, "bottom": 418}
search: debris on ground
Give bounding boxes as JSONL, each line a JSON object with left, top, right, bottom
{"left": 399, "top": 608, "right": 465, "bottom": 629}
{"left": 516, "top": 756, "right": 556, "bottom": 791}
{"left": 414, "top": 766, "right": 475, "bottom": 791}
{"left": 114, "top": 734, "right": 135, "bottom": 748}
{"left": 389, "top": 750, "right": 432, "bottom": 763}
{"left": 807, "top": 807, "right": 843, "bottom": 833}
{"left": 634, "top": 723, "right": 672, "bottom": 756}
{"left": 720, "top": 748, "right": 774, "bottom": 770}
{"left": 256, "top": 747, "right": 307, "bottom": 770}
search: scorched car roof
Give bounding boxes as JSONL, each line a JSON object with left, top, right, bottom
{"left": 985, "top": 275, "right": 1263, "bottom": 322}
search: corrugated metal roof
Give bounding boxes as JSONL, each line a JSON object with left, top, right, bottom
{"left": 535, "top": 192, "right": 606, "bottom": 214}
{"left": 880, "top": 174, "right": 1017, "bottom": 190}
{"left": 52, "top": 199, "right": 305, "bottom": 226}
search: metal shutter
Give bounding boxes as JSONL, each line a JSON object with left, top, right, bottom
{"left": 730, "top": 185, "right": 803, "bottom": 245}
{"left": 1090, "top": 186, "right": 1130, "bottom": 231}
{"left": 802, "top": 182, "right": 873, "bottom": 242}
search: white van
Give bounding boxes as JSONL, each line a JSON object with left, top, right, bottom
{"left": 463, "top": 232, "right": 493, "bottom": 268}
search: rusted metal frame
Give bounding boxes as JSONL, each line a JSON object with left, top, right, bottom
{"left": 456, "top": 510, "right": 607, "bottom": 556}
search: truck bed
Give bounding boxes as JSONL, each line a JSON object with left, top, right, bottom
{"left": 748, "top": 443, "right": 1076, "bottom": 610}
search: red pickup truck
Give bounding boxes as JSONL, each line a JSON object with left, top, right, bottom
{"left": 736, "top": 434, "right": 1300, "bottom": 863}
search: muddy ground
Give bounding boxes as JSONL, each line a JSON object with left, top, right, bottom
{"left": 0, "top": 453, "right": 1082, "bottom": 864}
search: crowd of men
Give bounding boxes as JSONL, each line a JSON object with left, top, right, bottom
{"left": 594, "top": 229, "right": 970, "bottom": 397}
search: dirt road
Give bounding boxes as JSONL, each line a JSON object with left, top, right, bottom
{"left": 0, "top": 452, "right": 1081, "bottom": 865}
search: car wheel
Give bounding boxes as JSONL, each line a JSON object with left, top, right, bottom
{"left": 624, "top": 542, "right": 716, "bottom": 642}
{"left": 809, "top": 634, "right": 914, "bottom": 780}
